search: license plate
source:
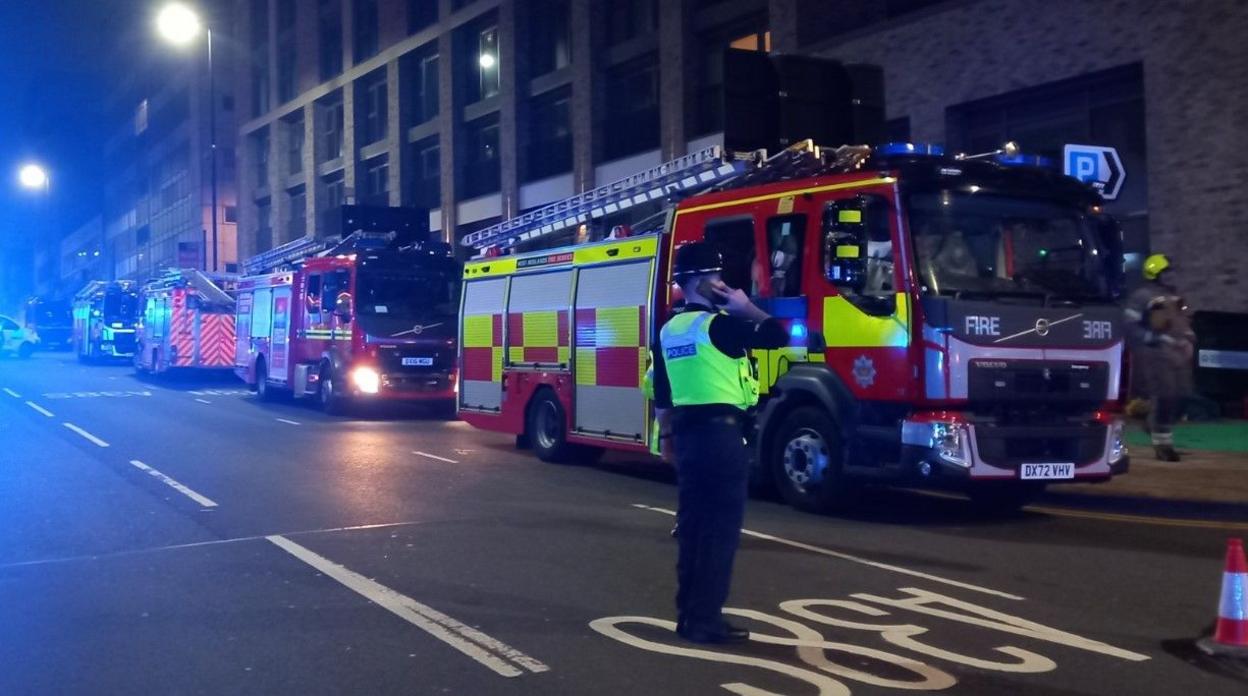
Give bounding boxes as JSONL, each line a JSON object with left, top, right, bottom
{"left": 1020, "top": 463, "right": 1075, "bottom": 480}
{"left": 402, "top": 357, "right": 434, "bottom": 367}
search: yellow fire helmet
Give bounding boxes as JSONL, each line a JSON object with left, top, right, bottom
{"left": 1143, "top": 253, "right": 1171, "bottom": 281}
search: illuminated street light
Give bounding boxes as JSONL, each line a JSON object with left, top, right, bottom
{"left": 17, "top": 163, "right": 49, "bottom": 191}
{"left": 479, "top": 53, "right": 497, "bottom": 70}
{"left": 156, "top": 3, "right": 202, "bottom": 46}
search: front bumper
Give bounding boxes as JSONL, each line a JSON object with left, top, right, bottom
{"left": 899, "top": 416, "right": 1129, "bottom": 484}
{"left": 348, "top": 370, "right": 457, "bottom": 401}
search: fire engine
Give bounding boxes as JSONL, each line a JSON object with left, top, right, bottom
{"left": 457, "top": 140, "right": 1130, "bottom": 512}
{"left": 234, "top": 206, "right": 459, "bottom": 415}
{"left": 22, "top": 296, "right": 72, "bottom": 351}
{"left": 135, "top": 269, "right": 238, "bottom": 375}
{"left": 72, "top": 280, "right": 140, "bottom": 363}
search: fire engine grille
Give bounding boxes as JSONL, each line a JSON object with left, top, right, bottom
{"left": 968, "top": 361, "right": 1107, "bottom": 404}
{"left": 378, "top": 346, "right": 453, "bottom": 374}
{"left": 972, "top": 424, "right": 1106, "bottom": 469}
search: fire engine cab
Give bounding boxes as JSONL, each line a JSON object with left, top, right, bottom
{"left": 235, "top": 206, "right": 459, "bottom": 415}
{"left": 457, "top": 139, "right": 1130, "bottom": 512}
{"left": 72, "top": 280, "right": 139, "bottom": 363}
{"left": 135, "top": 269, "right": 238, "bottom": 375}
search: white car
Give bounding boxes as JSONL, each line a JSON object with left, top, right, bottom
{"left": 0, "top": 315, "right": 38, "bottom": 359}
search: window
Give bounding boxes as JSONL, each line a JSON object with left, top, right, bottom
{"left": 693, "top": 18, "right": 767, "bottom": 137}
{"left": 358, "top": 69, "right": 388, "bottom": 145}
{"left": 461, "top": 115, "right": 500, "bottom": 197}
{"left": 524, "top": 87, "right": 571, "bottom": 181}
{"left": 322, "top": 172, "right": 346, "bottom": 211}
{"left": 318, "top": 93, "right": 344, "bottom": 161}
{"left": 766, "top": 215, "right": 806, "bottom": 297}
{"left": 822, "top": 195, "right": 896, "bottom": 310}
{"left": 256, "top": 200, "right": 273, "bottom": 252}
{"left": 285, "top": 114, "right": 305, "bottom": 174}
{"left": 288, "top": 187, "right": 307, "bottom": 238}
{"left": 277, "top": 0, "right": 298, "bottom": 103}
{"left": 250, "top": 0, "right": 271, "bottom": 117}
{"left": 703, "top": 217, "right": 758, "bottom": 295}
{"left": 408, "top": 0, "right": 437, "bottom": 33}
{"left": 252, "top": 128, "right": 270, "bottom": 188}
{"left": 408, "top": 138, "right": 440, "bottom": 208}
{"left": 477, "top": 25, "right": 500, "bottom": 101}
{"left": 306, "top": 274, "right": 323, "bottom": 316}
{"left": 412, "top": 52, "right": 439, "bottom": 123}
{"left": 224, "top": 206, "right": 239, "bottom": 223}
{"left": 529, "top": 0, "right": 570, "bottom": 76}
{"left": 354, "top": 0, "right": 380, "bottom": 62}
{"left": 319, "top": 0, "right": 344, "bottom": 80}
{"left": 606, "top": 0, "right": 656, "bottom": 46}
{"left": 362, "top": 156, "right": 389, "bottom": 206}
{"left": 603, "top": 55, "right": 659, "bottom": 160}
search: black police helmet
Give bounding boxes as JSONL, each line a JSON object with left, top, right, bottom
{"left": 672, "top": 242, "right": 723, "bottom": 279}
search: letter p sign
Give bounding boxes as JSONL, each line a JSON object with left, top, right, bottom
{"left": 1063, "top": 144, "right": 1125, "bottom": 200}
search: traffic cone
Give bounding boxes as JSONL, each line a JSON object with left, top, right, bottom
{"left": 1198, "top": 538, "right": 1248, "bottom": 657}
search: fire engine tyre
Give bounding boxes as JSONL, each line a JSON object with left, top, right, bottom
{"left": 255, "top": 360, "right": 276, "bottom": 401}
{"left": 319, "top": 367, "right": 351, "bottom": 416}
{"left": 16, "top": 342, "right": 34, "bottom": 360}
{"left": 967, "top": 482, "right": 1046, "bottom": 515}
{"left": 525, "top": 390, "right": 606, "bottom": 464}
{"left": 771, "top": 407, "right": 854, "bottom": 514}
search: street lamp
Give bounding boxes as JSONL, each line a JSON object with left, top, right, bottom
{"left": 156, "top": 2, "right": 218, "bottom": 273}
{"left": 17, "top": 163, "right": 49, "bottom": 192}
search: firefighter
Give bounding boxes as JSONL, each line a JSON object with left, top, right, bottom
{"left": 650, "top": 241, "right": 788, "bottom": 644}
{"left": 1124, "top": 253, "right": 1195, "bottom": 462}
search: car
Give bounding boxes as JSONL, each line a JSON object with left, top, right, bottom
{"left": 0, "top": 314, "right": 39, "bottom": 359}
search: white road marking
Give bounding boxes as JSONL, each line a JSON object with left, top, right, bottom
{"left": 25, "top": 401, "right": 54, "bottom": 417}
{"left": 195, "top": 398, "right": 212, "bottom": 404}
{"left": 632, "top": 504, "right": 1024, "bottom": 601}
{"left": 3, "top": 387, "right": 20, "bottom": 398}
{"left": 276, "top": 418, "right": 301, "bottom": 426}
{"left": 130, "top": 460, "right": 218, "bottom": 508}
{"left": 413, "top": 450, "right": 459, "bottom": 464}
{"left": 266, "top": 535, "right": 549, "bottom": 678}
{"left": 63, "top": 423, "right": 110, "bottom": 448}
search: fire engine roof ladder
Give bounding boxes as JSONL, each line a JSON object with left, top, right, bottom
{"left": 243, "top": 230, "right": 401, "bottom": 275}
{"left": 461, "top": 140, "right": 874, "bottom": 254}
{"left": 147, "top": 269, "right": 236, "bottom": 306}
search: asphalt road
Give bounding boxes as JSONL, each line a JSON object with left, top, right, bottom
{"left": 1, "top": 351, "right": 1245, "bottom": 695}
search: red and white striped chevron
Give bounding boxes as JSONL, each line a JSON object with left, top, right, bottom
{"left": 199, "top": 313, "right": 236, "bottom": 368}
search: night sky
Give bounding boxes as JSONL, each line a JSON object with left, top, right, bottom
{"left": 0, "top": 0, "right": 151, "bottom": 304}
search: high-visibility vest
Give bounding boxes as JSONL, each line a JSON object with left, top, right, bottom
{"left": 659, "top": 311, "right": 759, "bottom": 410}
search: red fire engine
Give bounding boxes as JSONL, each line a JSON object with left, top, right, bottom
{"left": 234, "top": 207, "right": 459, "bottom": 415}
{"left": 457, "top": 140, "right": 1130, "bottom": 512}
{"left": 135, "top": 269, "right": 237, "bottom": 374}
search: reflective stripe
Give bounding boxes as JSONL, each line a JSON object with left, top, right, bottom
{"left": 1220, "top": 572, "right": 1248, "bottom": 621}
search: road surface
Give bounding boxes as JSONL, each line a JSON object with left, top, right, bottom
{"left": 1, "top": 352, "right": 1244, "bottom": 695}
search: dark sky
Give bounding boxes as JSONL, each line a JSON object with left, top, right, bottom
{"left": 0, "top": 0, "right": 151, "bottom": 248}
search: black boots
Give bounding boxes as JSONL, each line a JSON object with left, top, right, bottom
{"left": 1154, "top": 444, "right": 1181, "bottom": 462}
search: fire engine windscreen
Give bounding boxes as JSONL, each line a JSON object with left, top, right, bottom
{"left": 103, "top": 292, "right": 139, "bottom": 322}
{"left": 908, "top": 192, "right": 1112, "bottom": 302}
{"left": 355, "top": 270, "right": 459, "bottom": 319}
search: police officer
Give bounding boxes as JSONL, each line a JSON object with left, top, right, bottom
{"left": 1124, "top": 254, "right": 1195, "bottom": 462}
{"left": 649, "top": 242, "right": 788, "bottom": 644}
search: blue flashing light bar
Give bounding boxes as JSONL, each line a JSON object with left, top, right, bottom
{"left": 876, "top": 142, "right": 945, "bottom": 157}
{"left": 996, "top": 153, "right": 1054, "bottom": 168}
{"left": 790, "top": 321, "right": 808, "bottom": 340}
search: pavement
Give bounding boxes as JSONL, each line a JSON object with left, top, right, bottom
{"left": 1, "top": 351, "right": 1246, "bottom": 695}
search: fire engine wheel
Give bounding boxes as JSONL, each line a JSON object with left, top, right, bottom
{"left": 319, "top": 367, "right": 351, "bottom": 416}
{"left": 772, "top": 407, "right": 853, "bottom": 513}
{"left": 967, "top": 482, "right": 1046, "bottom": 515}
{"left": 529, "top": 392, "right": 572, "bottom": 463}
{"left": 255, "top": 360, "right": 275, "bottom": 401}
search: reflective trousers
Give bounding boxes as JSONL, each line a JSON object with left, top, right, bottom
{"left": 672, "top": 410, "right": 749, "bottom": 633}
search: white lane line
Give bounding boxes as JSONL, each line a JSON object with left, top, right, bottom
{"left": 130, "top": 460, "right": 219, "bottom": 508}
{"left": 25, "top": 401, "right": 54, "bottom": 417}
{"left": 632, "top": 504, "right": 1024, "bottom": 601}
{"left": 63, "top": 423, "right": 110, "bottom": 448}
{"left": 3, "top": 387, "right": 20, "bottom": 398}
{"left": 413, "top": 450, "right": 459, "bottom": 464}
{"left": 195, "top": 398, "right": 212, "bottom": 404}
{"left": 276, "top": 418, "right": 301, "bottom": 426}
{"left": 266, "top": 535, "right": 549, "bottom": 678}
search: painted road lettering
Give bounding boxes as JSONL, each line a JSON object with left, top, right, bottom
{"left": 592, "top": 587, "right": 1147, "bottom": 695}
{"left": 43, "top": 390, "right": 153, "bottom": 400}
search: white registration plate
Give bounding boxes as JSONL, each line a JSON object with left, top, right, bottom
{"left": 1020, "top": 463, "right": 1075, "bottom": 480}
{"left": 402, "top": 357, "right": 434, "bottom": 367}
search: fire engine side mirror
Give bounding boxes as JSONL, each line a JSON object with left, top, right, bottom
{"left": 334, "top": 293, "right": 353, "bottom": 319}
{"left": 823, "top": 198, "right": 867, "bottom": 292}
{"left": 1094, "top": 214, "right": 1125, "bottom": 300}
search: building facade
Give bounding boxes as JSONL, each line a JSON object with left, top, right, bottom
{"left": 59, "top": 215, "right": 106, "bottom": 292}
{"left": 102, "top": 17, "right": 240, "bottom": 282}
{"left": 234, "top": 0, "right": 1248, "bottom": 313}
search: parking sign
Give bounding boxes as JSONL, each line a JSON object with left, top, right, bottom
{"left": 1063, "top": 144, "right": 1125, "bottom": 200}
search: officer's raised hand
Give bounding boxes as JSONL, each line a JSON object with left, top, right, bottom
{"left": 706, "top": 279, "right": 770, "bottom": 323}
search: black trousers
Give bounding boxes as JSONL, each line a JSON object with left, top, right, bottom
{"left": 1149, "top": 396, "right": 1183, "bottom": 446}
{"left": 672, "top": 410, "right": 749, "bottom": 632}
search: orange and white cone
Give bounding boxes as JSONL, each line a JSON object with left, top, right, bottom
{"left": 1198, "top": 538, "right": 1248, "bottom": 657}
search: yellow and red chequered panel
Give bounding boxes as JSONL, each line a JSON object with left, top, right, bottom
{"left": 507, "top": 310, "right": 570, "bottom": 363}
{"left": 574, "top": 305, "right": 647, "bottom": 387}
{"left": 200, "top": 314, "right": 236, "bottom": 367}
{"left": 463, "top": 314, "right": 504, "bottom": 382}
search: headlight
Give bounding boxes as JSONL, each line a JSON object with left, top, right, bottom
{"left": 351, "top": 366, "right": 381, "bottom": 394}
{"left": 932, "top": 422, "right": 971, "bottom": 468}
{"left": 1108, "top": 420, "right": 1127, "bottom": 464}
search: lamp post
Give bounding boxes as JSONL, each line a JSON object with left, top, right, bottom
{"left": 156, "top": 2, "right": 217, "bottom": 273}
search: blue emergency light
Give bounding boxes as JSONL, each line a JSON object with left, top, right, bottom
{"left": 996, "top": 153, "right": 1054, "bottom": 168}
{"left": 790, "top": 321, "right": 808, "bottom": 340}
{"left": 876, "top": 142, "right": 945, "bottom": 157}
